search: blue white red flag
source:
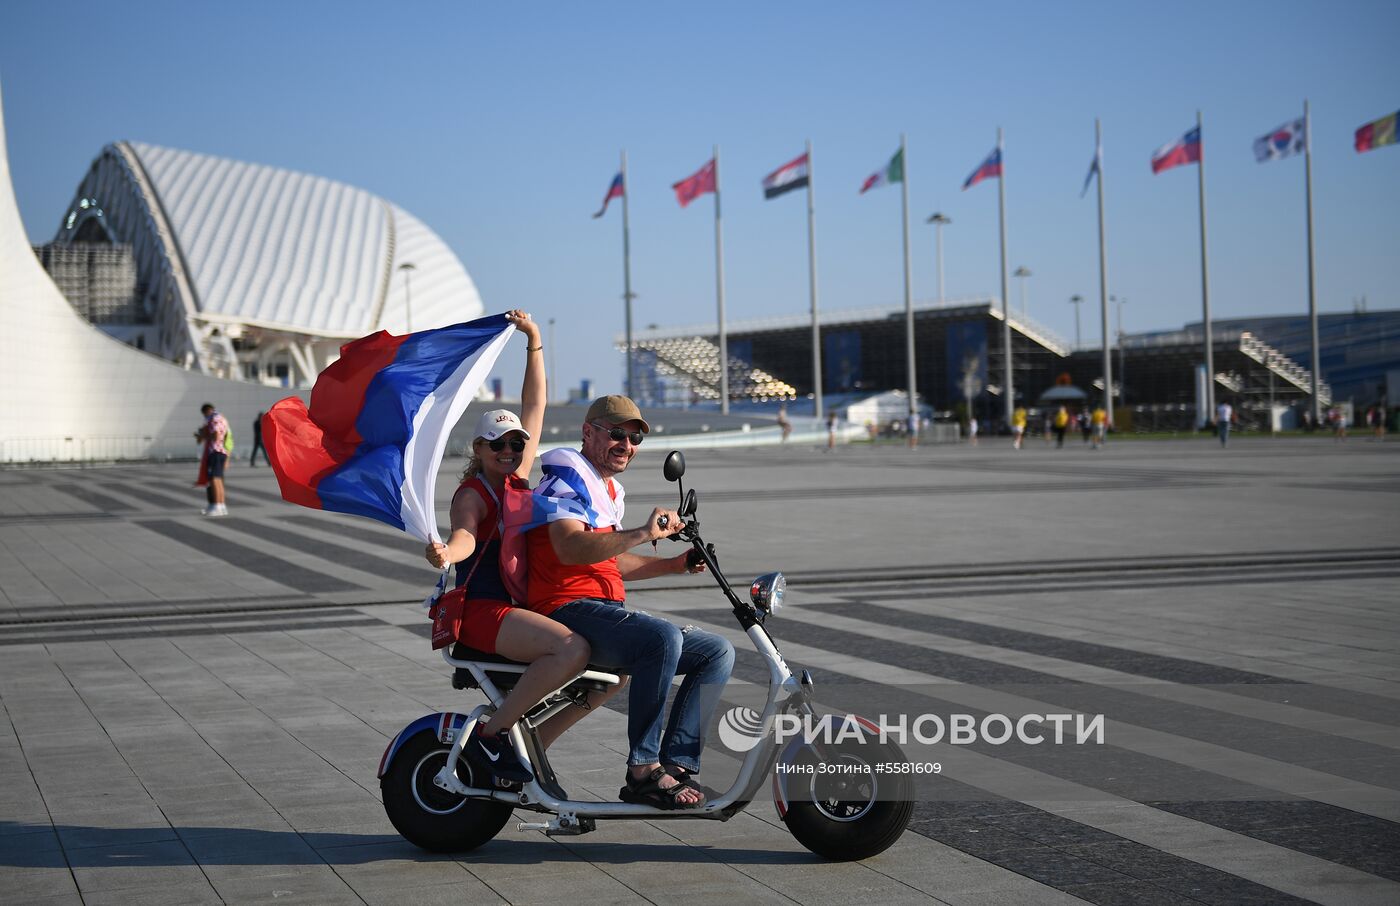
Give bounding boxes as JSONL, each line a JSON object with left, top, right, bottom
{"left": 963, "top": 145, "right": 1003, "bottom": 190}
{"left": 494, "top": 448, "right": 625, "bottom": 599}
{"left": 512, "top": 448, "right": 624, "bottom": 531}
{"left": 1254, "top": 118, "right": 1306, "bottom": 162}
{"left": 593, "top": 172, "right": 625, "bottom": 218}
{"left": 263, "top": 314, "right": 515, "bottom": 542}
{"left": 1151, "top": 126, "right": 1202, "bottom": 174}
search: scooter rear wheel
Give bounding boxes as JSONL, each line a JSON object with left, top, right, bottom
{"left": 381, "top": 730, "right": 512, "bottom": 853}
{"left": 780, "top": 740, "right": 914, "bottom": 861}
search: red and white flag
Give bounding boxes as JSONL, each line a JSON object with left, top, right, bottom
{"left": 1151, "top": 126, "right": 1201, "bottom": 174}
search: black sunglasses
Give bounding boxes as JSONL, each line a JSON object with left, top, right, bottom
{"left": 484, "top": 438, "right": 526, "bottom": 452}
{"left": 590, "top": 422, "right": 644, "bottom": 446}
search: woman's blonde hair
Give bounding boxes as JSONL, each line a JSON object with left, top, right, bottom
{"left": 460, "top": 439, "right": 484, "bottom": 481}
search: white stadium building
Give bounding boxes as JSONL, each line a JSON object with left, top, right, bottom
{"left": 43, "top": 141, "right": 484, "bottom": 386}
{"left": 0, "top": 80, "right": 485, "bottom": 463}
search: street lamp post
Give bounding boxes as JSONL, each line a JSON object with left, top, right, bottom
{"left": 1069, "top": 294, "right": 1084, "bottom": 347}
{"left": 926, "top": 213, "right": 951, "bottom": 305}
{"left": 397, "top": 262, "right": 416, "bottom": 333}
{"left": 1013, "top": 265, "right": 1032, "bottom": 317}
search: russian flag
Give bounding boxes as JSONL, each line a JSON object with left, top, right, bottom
{"left": 593, "top": 172, "right": 624, "bottom": 218}
{"left": 963, "top": 146, "right": 1002, "bottom": 191}
{"left": 263, "top": 314, "right": 514, "bottom": 542}
{"left": 1151, "top": 126, "right": 1201, "bottom": 174}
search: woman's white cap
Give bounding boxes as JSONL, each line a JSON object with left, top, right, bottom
{"left": 473, "top": 409, "right": 530, "bottom": 441}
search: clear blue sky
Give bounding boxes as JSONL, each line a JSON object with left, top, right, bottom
{"left": 2, "top": 0, "right": 1397, "bottom": 398}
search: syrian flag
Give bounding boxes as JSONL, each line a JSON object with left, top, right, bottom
{"left": 592, "top": 172, "right": 624, "bottom": 218}
{"left": 1151, "top": 126, "right": 1202, "bottom": 174}
{"left": 1254, "top": 118, "right": 1306, "bottom": 162}
{"left": 962, "top": 145, "right": 1002, "bottom": 191}
{"left": 762, "top": 152, "right": 809, "bottom": 199}
{"left": 860, "top": 148, "right": 904, "bottom": 194}
{"left": 1080, "top": 143, "right": 1101, "bottom": 198}
{"left": 673, "top": 158, "right": 717, "bottom": 207}
{"left": 262, "top": 314, "right": 514, "bottom": 542}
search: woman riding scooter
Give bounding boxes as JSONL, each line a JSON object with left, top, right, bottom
{"left": 425, "top": 310, "right": 619, "bottom": 784}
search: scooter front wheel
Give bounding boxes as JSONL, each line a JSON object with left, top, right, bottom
{"left": 780, "top": 740, "right": 914, "bottom": 861}
{"left": 380, "top": 730, "right": 512, "bottom": 853}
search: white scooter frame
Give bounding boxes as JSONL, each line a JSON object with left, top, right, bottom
{"left": 378, "top": 450, "right": 913, "bottom": 858}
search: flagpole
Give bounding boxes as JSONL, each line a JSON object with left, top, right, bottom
{"left": 621, "top": 150, "right": 635, "bottom": 400}
{"left": 900, "top": 133, "right": 917, "bottom": 440}
{"left": 714, "top": 144, "right": 729, "bottom": 415}
{"left": 1197, "top": 109, "right": 1215, "bottom": 421}
{"left": 1095, "top": 118, "right": 1113, "bottom": 418}
{"left": 806, "top": 139, "right": 823, "bottom": 421}
{"left": 997, "top": 127, "right": 1013, "bottom": 426}
{"left": 1304, "top": 99, "right": 1321, "bottom": 424}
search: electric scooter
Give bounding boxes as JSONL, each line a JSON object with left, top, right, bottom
{"left": 379, "top": 450, "right": 914, "bottom": 860}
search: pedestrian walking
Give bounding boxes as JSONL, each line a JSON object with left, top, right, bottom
{"left": 1053, "top": 406, "right": 1069, "bottom": 448}
{"left": 777, "top": 403, "right": 792, "bottom": 442}
{"left": 249, "top": 411, "right": 268, "bottom": 466}
{"left": 1216, "top": 401, "right": 1233, "bottom": 448}
{"left": 194, "top": 403, "right": 230, "bottom": 516}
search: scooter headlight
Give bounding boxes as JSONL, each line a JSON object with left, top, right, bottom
{"left": 750, "top": 572, "right": 786, "bottom": 614}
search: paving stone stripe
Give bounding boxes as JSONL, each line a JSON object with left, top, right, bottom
{"left": 47, "top": 483, "right": 135, "bottom": 513}
{"left": 695, "top": 638, "right": 1344, "bottom": 904}
{"left": 0, "top": 594, "right": 322, "bottom": 624}
{"left": 806, "top": 597, "right": 1400, "bottom": 726}
{"left": 214, "top": 516, "right": 429, "bottom": 586}
{"left": 4, "top": 441, "right": 1399, "bottom": 904}
{"left": 100, "top": 482, "right": 204, "bottom": 513}
{"left": 805, "top": 599, "right": 1309, "bottom": 686}
{"left": 788, "top": 546, "right": 1400, "bottom": 585}
{"left": 393, "top": 621, "right": 1338, "bottom": 904}
{"left": 680, "top": 610, "right": 1400, "bottom": 882}
{"left": 138, "top": 519, "right": 363, "bottom": 594}
{"left": 127, "top": 475, "right": 292, "bottom": 508}
{"left": 0, "top": 617, "right": 386, "bottom": 647}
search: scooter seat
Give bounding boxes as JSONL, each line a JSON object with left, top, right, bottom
{"left": 447, "top": 643, "right": 619, "bottom": 695}
{"left": 450, "top": 642, "right": 524, "bottom": 666}
{"left": 449, "top": 643, "right": 616, "bottom": 675}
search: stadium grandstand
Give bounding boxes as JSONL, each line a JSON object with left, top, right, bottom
{"left": 623, "top": 299, "right": 1398, "bottom": 431}
{"left": 34, "top": 142, "right": 484, "bottom": 386}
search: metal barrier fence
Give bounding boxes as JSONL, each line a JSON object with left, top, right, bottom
{"left": 0, "top": 435, "right": 199, "bottom": 465}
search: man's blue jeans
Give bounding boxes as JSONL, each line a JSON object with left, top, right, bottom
{"left": 551, "top": 598, "right": 735, "bottom": 772}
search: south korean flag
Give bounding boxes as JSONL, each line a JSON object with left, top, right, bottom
{"left": 1254, "top": 118, "right": 1307, "bottom": 162}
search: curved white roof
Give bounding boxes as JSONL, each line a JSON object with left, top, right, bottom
{"left": 127, "top": 142, "right": 482, "bottom": 337}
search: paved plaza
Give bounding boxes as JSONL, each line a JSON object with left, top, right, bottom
{"left": 1, "top": 434, "right": 1398, "bottom": 904}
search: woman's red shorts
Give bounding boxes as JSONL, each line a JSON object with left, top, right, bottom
{"left": 458, "top": 598, "right": 513, "bottom": 653}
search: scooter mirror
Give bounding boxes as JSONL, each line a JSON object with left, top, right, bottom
{"left": 662, "top": 450, "right": 686, "bottom": 482}
{"left": 680, "top": 489, "right": 698, "bottom": 517}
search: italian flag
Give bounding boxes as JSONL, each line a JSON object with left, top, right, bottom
{"left": 860, "top": 148, "right": 904, "bottom": 194}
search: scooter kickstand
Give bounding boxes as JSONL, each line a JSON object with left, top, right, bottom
{"left": 517, "top": 814, "right": 595, "bottom": 837}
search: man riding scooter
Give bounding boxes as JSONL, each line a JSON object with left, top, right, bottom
{"left": 522, "top": 396, "right": 735, "bottom": 809}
